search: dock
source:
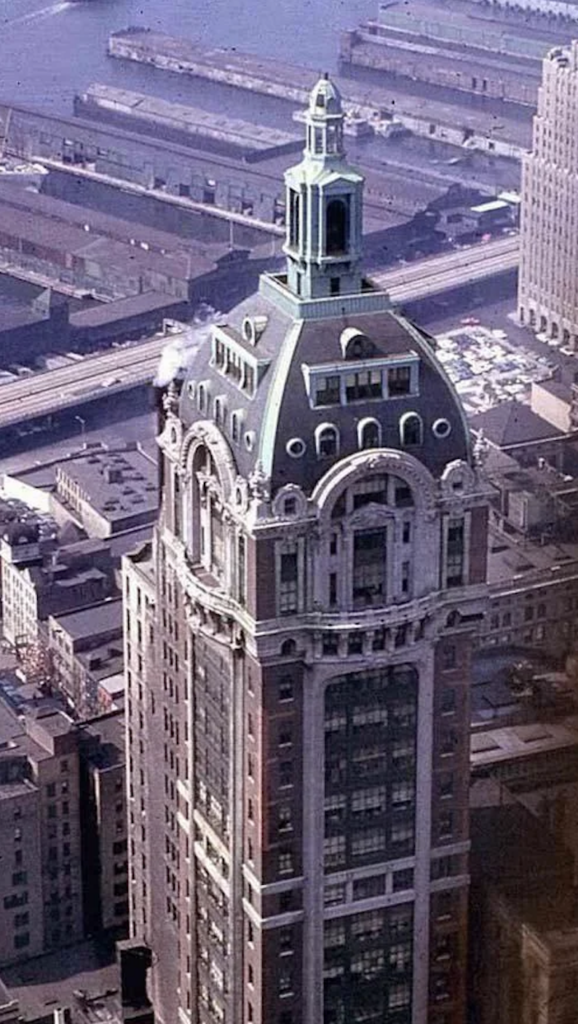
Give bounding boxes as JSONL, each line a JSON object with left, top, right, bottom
{"left": 108, "top": 27, "right": 531, "bottom": 159}
{"left": 75, "top": 84, "right": 302, "bottom": 164}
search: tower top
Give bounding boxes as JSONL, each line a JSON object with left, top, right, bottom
{"left": 308, "top": 74, "right": 343, "bottom": 119}
{"left": 283, "top": 75, "right": 364, "bottom": 301}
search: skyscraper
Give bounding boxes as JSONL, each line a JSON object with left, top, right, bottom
{"left": 518, "top": 43, "right": 578, "bottom": 347}
{"left": 124, "top": 76, "right": 488, "bottom": 1024}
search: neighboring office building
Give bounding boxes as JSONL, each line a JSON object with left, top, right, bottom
{"left": 470, "top": 386, "right": 578, "bottom": 658}
{"left": 78, "top": 710, "right": 129, "bottom": 938}
{"left": 125, "top": 79, "right": 488, "bottom": 1024}
{"left": 469, "top": 804, "right": 578, "bottom": 1024}
{"left": 0, "top": 689, "right": 129, "bottom": 970}
{"left": 121, "top": 541, "right": 155, "bottom": 947}
{"left": 518, "top": 42, "right": 578, "bottom": 348}
{"left": 0, "top": 529, "right": 116, "bottom": 649}
{"left": 0, "top": 702, "right": 83, "bottom": 968}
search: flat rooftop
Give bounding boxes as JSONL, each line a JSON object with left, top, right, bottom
{"left": 81, "top": 83, "right": 302, "bottom": 153}
{"left": 0, "top": 198, "right": 216, "bottom": 281}
{"left": 0, "top": 938, "right": 118, "bottom": 1023}
{"left": 470, "top": 401, "right": 563, "bottom": 446}
{"left": 487, "top": 526, "right": 578, "bottom": 585}
{"left": 375, "top": 0, "right": 574, "bottom": 56}
{"left": 56, "top": 445, "right": 158, "bottom": 524}
{"left": 50, "top": 598, "right": 122, "bottom": 643}
{"left": 0, "top": 180, "right": 230, "bottom": 262}
{"left": 471, "top": 717, "right": 578, "bottom": 768}
{"left": 69, "top": 290, "right": 187, "bottom": 328}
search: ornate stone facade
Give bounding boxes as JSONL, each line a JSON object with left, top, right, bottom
{"left": 124, "top": 77, "right": 488, "bottom": 1024}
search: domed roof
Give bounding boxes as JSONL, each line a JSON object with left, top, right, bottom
{"left": 178, "top": 283, "right": 471, "bottom": 497}
{"left": 309, "top": 74, "right": 342, "bottom": 117}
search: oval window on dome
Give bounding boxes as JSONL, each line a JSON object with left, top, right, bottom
{"left": 286, "top": 437, "right": 307, "bottom": 459}
{"left": 433, "top": 418, "right": 452, "bottom": 439}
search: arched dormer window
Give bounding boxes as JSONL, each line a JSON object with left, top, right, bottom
{"left": 341, "top": 328, "right": 377, "bottom": 361}
{"left": 326, "top": 198, "right": 349, "bottom": 255}
{"left": 400, "top": 413, "right": 423, "bottom": 447}
{"left": 316, "top": 423, "right": 339, "bottom": 459}
{"left": 358, "top": 418, "right": 381, "bottom": 450}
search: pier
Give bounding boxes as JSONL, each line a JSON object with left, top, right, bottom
{"left": 108, "top": 27, "right": 530, "bottom": 159}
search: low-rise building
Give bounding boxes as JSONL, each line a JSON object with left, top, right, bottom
{"left": 54, "top": 446, "right": 158, "bottom": 538}
{"left": 3, "top": 442, "right": 159, "bottom": 541}
{"left": 48, "top": 600, "right": 123, "bottom": 718}
{"left": 1, "top": 534, "right": 116, "bottom": 649}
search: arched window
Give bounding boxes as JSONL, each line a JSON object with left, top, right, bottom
{"left": 214, "top": 396, "right": 226, "bottom": 427}
{"left": 358, "top": 418, "right": 381, "bottom": 450}
{"left": 197, "top": 383, "right": 206, "bottom": 412}
{"left": 189, "top": 443, "right": 225, "bottom": 579}
{"left": 289, "top": 190, "right": 300, "bottom": 249}
{"left": 400, "top": 413, "right": 423, "bottom": 447}
{"left": 326, "top": 198, "right": 349, "bottom": 255}
{"left": 316, "top": 424, "right": 339, "bottom": 459}
{"left": 230, "top": 411, "right": 242, "bottom": 444}
{"left": 280, "top": 638, "right": 296, "bottom": 657}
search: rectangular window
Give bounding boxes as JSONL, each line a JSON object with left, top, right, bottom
{"left": 446, "top": 521, "right": 464, "bottom": 587}
{"left": 393, "top": 868, "right": 414, "bottom": 892}
{"left": 388, "top": 366, "right": 411, "bottom": 396}
{"left": 279, "top": 550, "right": 299, "bottom": 615}
{"left": 345, "top": 370, "right": 382, "bottom": 403}
{"left": 353, "top": 529, "right": 386, "bottom": 608}
{"left": 278, "top": 850, "right": 293, "bottom": 875}
{"left": 324, "top": 882, "right": 346, "bottom": 906}
{"left": 279, "top": 678, "right": 294, "bottom": 702}
{"left": 315, "top": 375, "right": 341, "bottom": 407}
{"left": 441, "top": 687, "right": 456, "bottom": 715}
{"left": 351, "top": 828, "right": 386, "bottom": 860}
{"left": 323, "top": 834, "right": 346, "bottom": 869}
{"left": 237, "top": 535, "right": 246, "bottom": 606}
{"left": 353, "top": 874, "right": 385, "bottom": 901}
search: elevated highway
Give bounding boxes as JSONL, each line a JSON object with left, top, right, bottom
{"left": 0, "top": 338, "right": 168, "bottom": 429}
{"left": 0, "top": 236, "right": 520, "bottom": 431}
{"left": 376, "top": 235, "right": 519, "bottom": 303}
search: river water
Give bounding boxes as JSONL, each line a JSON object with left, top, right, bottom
{"left": 0, "top": 0, "right": 376, "bottom": 118}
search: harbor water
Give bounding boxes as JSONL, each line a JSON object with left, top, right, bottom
{"left": 0, "top": 0, "right": 376, "bottom": 117}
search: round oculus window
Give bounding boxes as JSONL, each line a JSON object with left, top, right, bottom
{"left": 432, "top": 418, "right": 452, "bottom": 439}
{"left": 244, "top": 431, "right": 256, "bottom": 452}
{"left": 286, "top": 437, "right": 306, "bottom": 458}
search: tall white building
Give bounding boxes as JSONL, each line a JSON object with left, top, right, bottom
{"left": 518, "top": 42, "right": 578, "bottom": 348}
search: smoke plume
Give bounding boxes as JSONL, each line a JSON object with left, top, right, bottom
{"left": 154, "top": 305, "right": 217, "bottom": 388}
